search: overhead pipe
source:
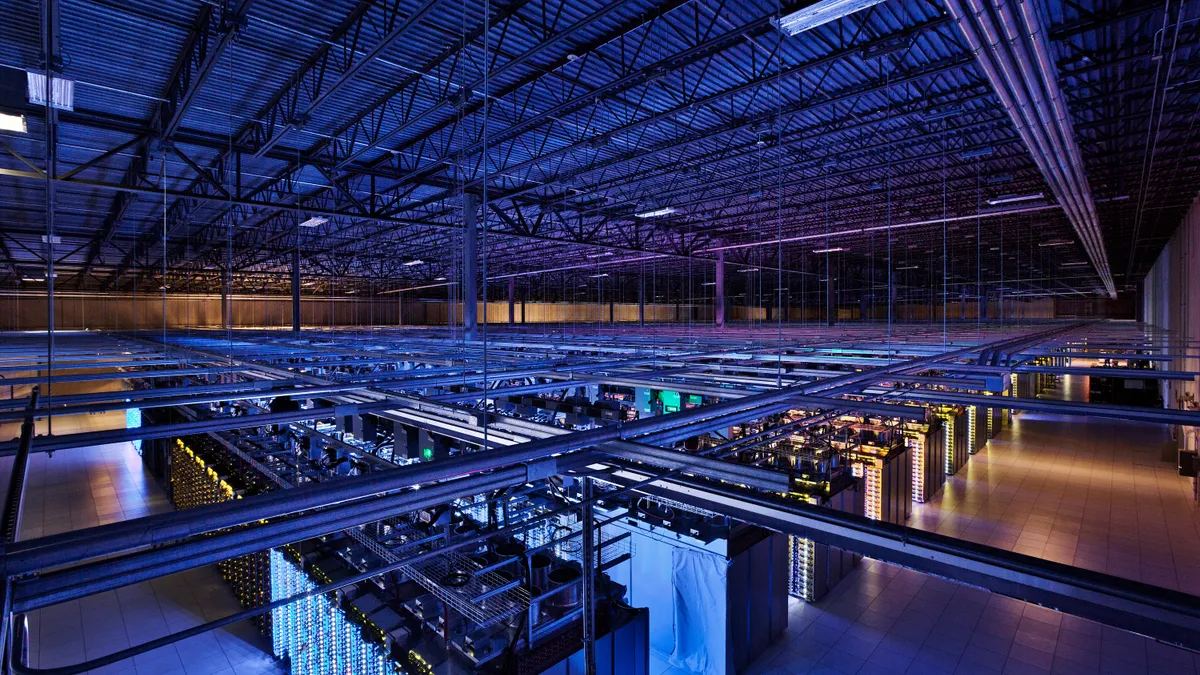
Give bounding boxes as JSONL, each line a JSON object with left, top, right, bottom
{"left": 12, "top": 468, "right": 525, "bottom": 611}
{"left": 605, "top": 466, "right": 1200, "bottom": 651}
{"left": 6, "top": 447, "right": 693, "bottom": 675}
{"left": 4, "top": 327, "right": 1070, "bottom": 575}
{"left": 945, "top": 0, "right": 1115, "bottom": 296}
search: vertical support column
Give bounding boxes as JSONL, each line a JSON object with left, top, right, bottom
{"left": 581, "top": 477, "right": 596, "bottom": 675}
{"left": 42, "top": 0, "right": 59, "bottom": 434}
{"left": 715, "top": 249, "right": 726, "bottom": 329}
{"left": 961, "top": 285, "right": 968, "bottom": 320}
{"left": 785, "top": 273, "right": 792, "bottom": 322}
{"left": 980, "top": 289, "right": 989, "bottom": 320}
{"left": 291, "top": 243, "right": 301, "bottom": 334}
{"left": 638, "top": 270, "right": 646, "bottom": 326}
{"left": 889, "top": 271, "right": 897, "bottom": 324}
{"left": 221, "top": 281, "right": 231, "bottom": 330}
{"left": 826, "top": 272, "right": 836, "bottom": 326}
{"left": 507, "top": 277, "right": 515, "bottom": 324}
{"left": 463, "top": 194, "right": 479, "bottom": 340}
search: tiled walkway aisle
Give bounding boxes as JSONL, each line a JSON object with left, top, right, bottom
{"left": 742, "top": 377, "right": 1200, "bottom": 675}
{"left": 15, "top": 441, "right": 282, "bottom": 675}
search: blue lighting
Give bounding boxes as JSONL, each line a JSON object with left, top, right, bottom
{"left": 269, "top": 549, "right": 392, "bottom": 675}
{"left": 126, "top": 407, "right": 142, "bottom": 454}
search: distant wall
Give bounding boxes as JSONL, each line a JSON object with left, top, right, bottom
{"left": 0, "top": 291, "right": 1122, "bottom": 331}
{"left": 1142, "top": 196, "right": 1199, "bottom": 451}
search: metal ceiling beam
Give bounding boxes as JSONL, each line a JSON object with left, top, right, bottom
{"left": 396, "top": 17, "right": 958, "bottom": 215}
{"left": 76, "top": 0, "right": 253, "bottom": 286}
{"left": 374, "top": 1, "right": 787, "bottom": 196}
{"left": 147, "top": 0, "right": 538, "bottom": 272}
{"left": 242, "top": 0, "right": 444, "bottom": 158}
{"left": 329, "top": 0, "right": 637, "bottom": 169}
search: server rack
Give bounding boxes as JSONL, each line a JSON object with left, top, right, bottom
{"left": 788, "top": 475, "right": 862, "bottom": 602}
{"left": 936, "top": 407, "right": 971, "bottom": 476}
{"left": 906, "top": 417, "right": 946, "bottom": 504}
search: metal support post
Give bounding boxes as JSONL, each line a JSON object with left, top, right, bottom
{"left": 463, "top": 194, "right": 479, "bottom": 340}
{"left": 220, "top": 280, "right": 231, "bottom": 330}
{"left": 291, "top": 244, "right": 301, "bottom": 334}
{"left": 638, "top": 271, "right": 645, "bottom": 326}
{"left": 826, "top": 271, "right": 836, "bottom": 326}
{"left": 889, "top": 271, "right": 897, "bottom": 325}
{"left": 508, "top": 277, "right": 515, "bottom": 324}
{"left": 715, "top": 250, "right": 725, "bottom": 328}
{"left": 42, "top": 0, "right": 59, "bottom": 436}
{"left": 581, "top": 476, "right": 596, "bottom": 675}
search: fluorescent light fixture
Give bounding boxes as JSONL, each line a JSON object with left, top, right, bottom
{"left": 1038, "top": 239, "right": 1072, "bottom": 247}
{"left": 589, "top": 273, "right": 609, "bottom": 278}
{"left": 702, "top": 282, "right": 716, "bottom": 286}
{"left": 403, "top": 259, "right": 424, "bottom": 266}
{"left": 961, "top": 147, "right": 993, "bottom": 159}
{"left": 634, "top": 207, "right": 675, "bottom": 218}
{"left": 986, "top": 192, "right": 1043, "bottom": 205}
{"left": 986, "top": 173, "right": 1013, "bottom": 184}
{"left": 813, "top": 247, "right": 844, "bottom": 254}
{"left": 587, "top": 251, "right": 613, "bottom": 258}
{"left": 299, "top": 217, "right": 327, "bottom": 228}
{"left": 1061, "top": 262, "right": 1088, "bottom": 267}
{"left": 772, "top": 0, "right": 888, "bottom": 37}
{"left": 434, "top": 276, "right": 447, "bottom": 281}
{"left": 922, "top": 105, "right": 962, "bottom": 121}
{"left": 895, "top": 265, "right": 919, "bottom": 271}
{"left": 27, "top": 72, "right": 74, "bottom": 111}
{"left": 0, "top": 112, "right": 27, "bottom": 133}
{"left": 738, "top": 267, "right": 758, "bottom": 273}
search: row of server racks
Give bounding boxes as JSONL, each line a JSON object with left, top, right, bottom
{"left": 144, "top": 431, "right": 653, "bottom": 675}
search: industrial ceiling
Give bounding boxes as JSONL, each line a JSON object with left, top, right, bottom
{"left": 0, "top": 0, "right": 1195, "bottom": 303}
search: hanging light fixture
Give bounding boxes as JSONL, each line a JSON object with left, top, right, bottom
{"left": 0, "top": 111, "right": 26, "bottom": 133}
{"left": 635, "top": 206, "right": 675, "bottom": 218}
{"left": 986, "top": 193, "right": 1043, "bottom": 205}
{"left": 773, "top": 0, "right": 888, "bottom": 36}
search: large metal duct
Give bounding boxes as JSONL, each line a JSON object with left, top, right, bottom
{"left": 947, "top": 0, "right": 1116, "bottom": 297}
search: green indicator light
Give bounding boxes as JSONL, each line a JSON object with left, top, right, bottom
{"left": 422, "top": 447, "right": 434, "bottom": 459}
